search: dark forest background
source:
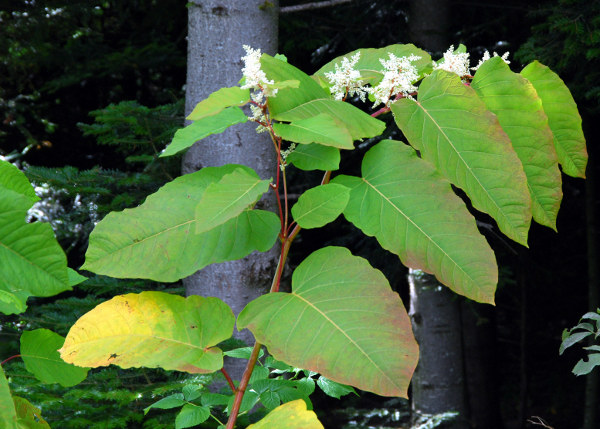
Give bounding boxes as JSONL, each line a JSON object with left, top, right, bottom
{"left": 0, "top": 0, "right": 598, "bottom": 428}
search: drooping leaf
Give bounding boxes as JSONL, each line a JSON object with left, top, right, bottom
{"left": 573, "top": 354, "right": 600, "bottom": 376}
{"left": 261, "top": 54, "right": 330, "bottom": 116}
{"left": 286, "top": 144, "right": 340, "bottom": 171}
{"left": 175, "top": 404, "right": 211, "bottom": 429}
{"left": 272, "top": 113, "right": 353, "bottom": 149}
{"left": 0, "top": 366, "right": 18, "bottom": 429}
{"left": 160, "top": 107, "right": 248, "bottom": 158}
{"left": 316, "top": 377, "right": 356, "bottom": 399}
{"left": 332, "top": 140, "right": 497, "bottom": 303}
{"left": 12, "top": 397, "right": 50, "bottom": 429}
{"left": 246, "top": 399, "right": 324, "bottom": 429}
{"left": 82, "top": 165, "right": 280, "bottom": 282}
{"left": 559, "top": 331, "right": 593, "bottom": 355}
{"left": 274, "top": 99, "right": 385, "bottom": 142}
{"left": 0, "top": 161, "right": 38, "bottom": 205}
{"left": 391, "top": 70, "right": 532, "bottom": 245}
{"left": 521, "top": 60, "right": 588, "bottom": 178}
{"left": 291, "top": 184, "right": 350, "bottom": 229}
{"left": 472, "top": 57, "right": 563, "bottom": 230}
{"left": 313, "top": 44, "right": 432, "bottom": 88}
{"left": 144, "top": 394, "right": 186, "bottom": 415}
{"left": 238, "top": 246, "right": 418, "bottom": 397}
{"left": 186, "top": 86, "right": 250, "bottom": 121}
{"left": 195, "top": 168, "right": 271, "bottom": 233}
{"left": 59, "top": 292, "right": 234, "bottom": 374}
{"left": 20, "top": 329, "right": 89, "bottom": 387}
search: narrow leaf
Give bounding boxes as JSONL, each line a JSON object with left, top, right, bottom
{"left": 83, "top": 165, "right": 280, "bottom": 282}
{"left": 238, "top": 246, "right": 418, "bottom": 397}
{"left": 472, "top": 57, "right": 562, "bottom": 230}
{"left": 186, "top": 87, "right": 250, "bottom": 121}
{"left": 332, "top": 140, "right": 497, "bottom": 303}
{"left": 392, "top": 70, "right": 532, "bottom": 245}
{"left": 59, "top": 292, "right": 235, "bottom": 374}
{"left": 246, "top": 399, "right": 324, "bottom": 429}
{"left": 160, "top": 107, "right": 248, "bottom": 157}
{"left": 521, "top": 61, "right": 587, "bottom": 178}
{"left": 195, "top": 168, "right": 271, "bottom": 233}
{"left": 291, "top": 184, "right": 350, "bottom": 229}
{"left": 286, "top": 144, "right": 340, "bottom": 171}
{"left": 273, "top": 113, "right": 353, "bottom": 149}
{"left": 20, "top": 329, "right": 89, "bottom": 387}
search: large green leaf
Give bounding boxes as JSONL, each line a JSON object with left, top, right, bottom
{"left": 194, "top": 168, "right": 271, "bottom": 233}
{"left": 391, "top": 70, "right": 532, "bottom": 245}
{"left": 186, "top": 86, "right": 250, "bottom": 121}
{"left": 160, "top": 107, "right": 248, "bottom": 158}
{"left": 60, "top": 292, "right": 234, "bottom": 373}
{"left": 521, "top": 60, "right": 588, "bottom": 178}
{"left": 0, "top": 161, "right": 38, "bottom": 205}
{"left": 313, "top": 44, "right": 432, "bottom": 88}
{"left": 247, "top": 399, "right": 323, "bottom": 429}
{"left": 274, "top": 99, "right": 385, "bottom": 142}
{"left": 272, "top": 113, "right": 353, "bottom": 149}
{"left": 472, "top": 57, "right": 563, "bottom": 230}
{"left": 20, "top": 329, "right": 89, "bottom": 387}
{"left": 286, "top": 144, "right": 340, "bottom": 171}
{"left": 82, "top": 165, "right": 280, "bottom": 282}
{"left": 0, "top": 366, "right": 17, "bottom": 429}
{"left": 332, "top": 140, "right": 497, "bottom": 303}
{"left": 238, "top": 246, "right": 418, "bottom": 397}
{"left": 291, "top": 184, "right": 350, "bottom": 229}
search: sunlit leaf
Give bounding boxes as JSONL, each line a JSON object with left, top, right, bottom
{"left": 83, "top": 165, "right": 280, "bottom": 282}
{"left": 291, "top": 184, "right": 349, "bottom": 229}
{"left": 246, "top": 399, "right": 323, "bottom": 429}
{"left": 472, "top": 57, "right": 562, "bottom": 230}
{"left": 0, "top": 161, "right": 38, "bottom": 205}
{"left": 239, "top": 246, "right": 418, "bottom": 397}
{"left": 273, "top": 113, "right": 353, "bottom": 149}
{"left": 186, "top": 86, "right": 250, "bottom": 121}
{"left": 286, "top": 144, "right": 340, "bottom": 171}
{"left": 332, "top": 140, "right": 497, "bottom": 303}
{"left": 160, "top": 107, "right": 248, "bottom": 157}
{"left": 0, "top": 291, "right": 27, "bottom": 315}
{"left": 20, "top": 329, "right": 89, "bottom": 387}
{"left": 521, "top": 60, "right": 588, "bottom": 178}
{"left": 316, "top": 377, "right": 356, "bottom": 399}
{"left": 60, "top": 292, "right": 234, "bottom": 374}
{"left": 195, "top": 168, "right": 271, "bottom": 233}
{"left": 392, "top": 70, "right": 532, "bottom": 245}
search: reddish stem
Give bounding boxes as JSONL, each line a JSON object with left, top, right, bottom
{"left": 225, "top": 342, "right": 262, "bottom": 429}
{"left": 1, "top": 354, "right": 21, "bottom": 366}
{"left": 221, "top": 368, "right": 236, "bottom": 393}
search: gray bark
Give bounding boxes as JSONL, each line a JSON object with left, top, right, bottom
{"left": 184, "top": 0, "right": 279, "bottom": 381}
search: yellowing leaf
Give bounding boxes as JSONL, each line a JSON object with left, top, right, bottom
{"left": 60, "top": 292, "right": 234, "bottom": 374}
{"left": 247, "top": 399, "right": 324, "bottom": 429}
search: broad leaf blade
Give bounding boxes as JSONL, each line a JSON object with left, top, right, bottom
{"left": 246, "top": 399, "right": 323, "bottom": 429}
{"left": 0, "top": 161, "right": 38, "bottom": 205}
{"left": 195, "top": 168, "right": 271, "bottom": 234}
{"left": 60, "top": 292, "right": 234, "bottom": 373}
{"left": 391, "top": 70, "right": 532, "bottom": 245}
{"left": 13, "top": 396, "right": 50, "bottom": 428}
{"left": 521, "top": 60, "right": 587, "bottom": 178}
{"left": 160, "top": 107, "right": 248, "bottom": 157}
{"left": 0, "top": 366, "right": 18, "bottom": 429}
{"left": 21, "top": 329, "right": 89, "bottom": 387}
{"left": 286, "top": 144, "right": 340, "bottom": 171}
{"left": 175, "top": 404, "right": 211, "bottom": 429}
{"left": 273, "top": 113, "right": 353, "bottom": 149}
{"left": 291, "top": 184, "right": 350, "bottom": 229}
{"left": 472, "top": 57, "right": 563, "bottom": 230}
{"left": 82, "top": 165, "right": 280, "bottom": 282}
{"left": 239, "top": 246, "right": 418, "bottom": 397}
{"left": 332, "top": 140, "right": 497, "bottom": 303}
{"left": 186, "top": 86, "right": 250, "bottom": 121}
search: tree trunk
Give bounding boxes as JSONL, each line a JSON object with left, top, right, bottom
{"left": 183, "top": 0, "right": 279, "bottom": 381}
{"left": 408, "top": 269, "right": 469, "bottom": 428}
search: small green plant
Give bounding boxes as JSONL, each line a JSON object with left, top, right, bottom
{"left": 1, "top": 42, "right": 587, "bottom": 428}
{"left": 560, "top": 310, "right": 600, "bottom": 376}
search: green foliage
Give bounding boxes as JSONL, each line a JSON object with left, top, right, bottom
{"left": 560, "top": 310, "right": 600, "bottom": 376}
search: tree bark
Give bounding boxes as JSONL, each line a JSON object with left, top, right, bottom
{"left": 183, "top": 0, "right": 279, "bottom": 381}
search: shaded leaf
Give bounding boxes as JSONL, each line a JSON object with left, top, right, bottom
{"left": 472, "top": 57, "right": 562, "bottom": 230}
{"left": 573, "top": 354, "right": 600, "bottom": 376}
{"left": 160, "top": 107, "right": 248, "bottom": 157}
{"left": 273, "top": 113, "right": 353, "bottom": 149}
{"left": 286, "top": 144, "right": 340, "bottom": 171}
{"left": 175, "top": 404, "right": 211, "bottom": 429}
{"left": 83, "top": 165, "right": 280, "bottom": 282}
{"left": 12, "top": 397, "right": 50, "bottom": 429}
{"left": 291, "top": 184, "right": 350, "bottom": 229}
{"left": 332, "top": 140, "right": 497, "bottom": 303}
{"left": 391, "top": 70, "right": 531, "bottom": 245}
{"left": 521, "top": 61, "right": 587, "bottom": 178}
{"left": 317, "top": 377, "right": 356, "bottom": 399}
{"left": 195, "top": 168, "right": 271, "bottom": 233}
{"left": 238, "top": 246, "right": 418, "bottom": 397}
{"left": 186, "top": 87, "right": 250, "bottom": 121}
{"left": 0, "top": 366, "right": 18, "bottom": 429}
{"left": 560, "top": 331, "right": 593, "bottom": 355}
{"left": 20, "top": 329, "right": 89, "bottom": 387}
{"left": 59, "top": 292, "right": 234, "bottom": 374}
{"left": 246, "top": 399, "right": 324, "bottom": 429}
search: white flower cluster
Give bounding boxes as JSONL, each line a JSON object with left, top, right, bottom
{"left": 367, "top": 53, "right": 421, "bottom": 107}
{"left": 432, "top": 45, "right": 470, "bottom": 77}
{"left": 471, "top": 50, "right": 510, "bottom": 71}
{"left": 324, "top": 53, "right": 367, "bottom": 102}
{"left": 241, "top": 45, "right": 277, "bottom": 97}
